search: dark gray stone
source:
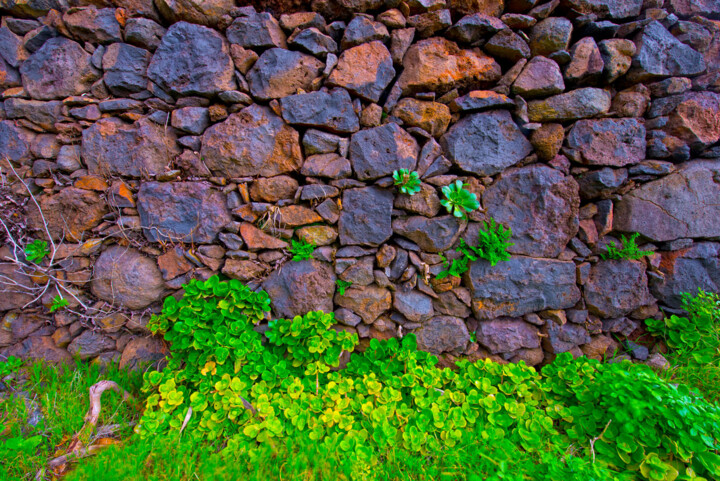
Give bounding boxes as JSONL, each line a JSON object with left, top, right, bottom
{"left": 449, "top": 90, "right": 514, "bottom": 113}
{"left": 541, "top": 322, "right": 591, "bottom": 354}
{"left": 584, "top": 260, "right": 652, "bottom": 318}
{"left": 529, "top": 17, "right": 573, "bottom": 57}
{"left": 3, "top": 98, "right": 63, "bottom": 131}
{"left": 476, "top": 318, "right": 540, "bottom": 354}
{"left": 577, "top": 167, "right": 628, "bottom": 199}
{"left": 63, "top": 7, "right": 122, "bottom": 44}
{"left": 0, "top": 120, "right": 35, "bottom": 163}
{"left": 440, "top": 110, "right": 532, "bottom": 176}
{"left": 147, "top": 22, "right": 236, "bottom": 97}
{"left": 67, "top": 331, "right": 116, "bottom": 360}
{"left": 20, "top": 37, "right": 100, "bottom": 100}
{"left": 125, "top": 18, "right": 166, "bottom": 51}
{"left": 0, "top": 26, "right": 27, "bottom": 68}
{"left": 171, "top": 107, "right": 210, "bottom": 135}
{"left": 226, "top": 12, "right": 287, "bottom": 49}
{"left": 288, "top": 28, "right": 338, "bottom": 57}
{"left": 466, "top": 256, "right": 581, "bottom": 319}
{"left": 629, "top": 21, "right": 706, "bottom": 82}
{"left": 137, "top": 182, "right": 231, "bottom": 244}
{"left": 614, "top": 161, "right": 720, "bottom": 242}
{"left": 483, "top": 164, "right": 579, "bottom": 258}
{"left": 393, "top": 215, "right": 464, "bottom": 253}
{"left": 246, "top": 48, "right": 324, "bottom": 101}
{"left": 349, "top": 123, "right": 419, "bottom": 180}
{"left": 563, "top": 0, "right": 642, "bottom": 19}
{"left": 23, "top": 25, "right": 57, "bottom": 53}
{"left": 341, "top": 15, "right": 389, "bottom": 50}
{"left": 0, "top": 57, "right": 21, "bottom": 89}
{"left": 512, "top": 56, "right": 565, "bottom": 98}
{"left": 262, "top": 260, "right": 336, "bottom": 319}
{"left": 393, "top": 289, "right": 435, "bottom": 323}
{"left": 446, "top": 13, "right": 506, "bottom": 44}
{"left": 527, "top": 87, "right": 611, "bottom": 122}
{"left": 280, "top": 88, "right": 359, "bottom": 134}
{"left": 102, "top": 43, "right": 151, "bottom": 96}
{"left": 339, "top": 187, "right": 394, "bottom": 246}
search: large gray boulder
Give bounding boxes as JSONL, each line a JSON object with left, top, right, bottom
{"left": 584, "top": 260, "right": 652, "bottom": 318}
{"left": 651, "top": 243, "right": 720, "bottom": 309}
{"left": 263, "top": 260, "right": 336, "bottom": 319}
{"left": 614, "top": 161, "right": 720, "bottom": 242}
{"left": 92, "top": 246, "right": 166, "bottom": 310}
{"left": 339, "top": 187, "right": 394, "bottom": 246}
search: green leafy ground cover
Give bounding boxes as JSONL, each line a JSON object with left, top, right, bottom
{"left": 1, "top": 277, "right": 719, "bottom": 481}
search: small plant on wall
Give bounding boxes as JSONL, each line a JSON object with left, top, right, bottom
{"left": 392, "top": 169, "right": 421, "bottom": 195}
{"left": 289, "top": 239, "right": 315, "bottom": 261}
{"left": 437, "top": 218, "right": 513, "bottom": 279}
{"left": 601, "top": 233, "right": 652, "bottom": 260}
{"left": 440, "top": 180, "right": 480, "bottom": 219}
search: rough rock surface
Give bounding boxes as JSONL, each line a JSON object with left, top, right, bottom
{"left": 92, "top": 246, "right": 165, "bottom": 310}
{"left": 584, "top": 260, "right": 652, "bottom": 318}
{"left": 263, "top": 260, "right": 336, "bottom": 319}
{"left": 82, "top": 118, "right": 180, "bottom": 178}
{"left": 527, "top": 87, "right": 611, "bottom": 121}
{"left": 566, "top": 119, "right": 647, "bottom": 167}
{"left": 441, "top": 110, "right": 532, "bottom": 176}
{"left": 483, "top": 165, "right": 579, "bottom": 258}
{"left": 476, "top": 318, "right": 540, "bottom": 354}
{"left": 327, "top": 41, "right": 394, "bottom": 102}
{"left": 651, "top": 243, "right": 720, "bottom": 309}
{"left": 147, "top": 22, "right": 236, "bottom": 97}
{"left": 247, "top": 48, "right": 324, "bottom": 100}
{"left": 416, "top": 315, "right": 470, "bottom": 355}
{"left": 629, "top": 21, "right": 706, "bottom": 82}
{"left": 339, "top": 187, "right": 394, "bottom": 246}
{"left": 349, "top": 123, "right": 419, "bottom": 180}
{"left": 137, "top": 182, "right": 231, "bottom": 244}
{"left": 614, "top": 161, "right": 720, "bottom": 242}
{"left": 466, "top": 256, "right": 581, "bottom": 319}
{"left": 201, "top": 105, "right": 302, "bottom": 177}
{"left": 280, "top": 88, "right": 359, "bottom": 134}
{"left": 393, "top": 215, "right": 464, "bottom": 253}
{"left": 20, "top": 37, "right": 100, "bottom": 99}
{"left": 30, "top": 188, "right": 107, "bottom": 242}
{"left": 334, "top": 285, "right": 392, "bottom": 324}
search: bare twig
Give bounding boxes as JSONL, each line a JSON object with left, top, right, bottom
{"left": 590, "top": 420, "right": 612, "bottom": 463}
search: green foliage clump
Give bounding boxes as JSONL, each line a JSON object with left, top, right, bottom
{"left": 50, "top": 294, "right": 69, "bottom": 313}
{"left": 135, "top": 277, "right": 720, "bottom": 481}
{"left": 392, "top": 169, "right": 421, "bottom": 195}
{"left": 602, "top": 232, "right": 653, "bottom": 260}
{"left": 289, "top": 238, "right": 315, "bottom": 261}
{"left": 335, "top": 279, "right": 352, "bottom": 295}
{"left": 440, "top": 180, "right": 480, "bottom": 219}
{"left": 24, "top": 239, "right": 49, "bottom": 263}
{"left": 475, "top": 218, "right": 513, "bottom": 266}
{"left": 544, "top": 354, "right": 720, "bottom": 481}
{"left": 647, "top": 289, "right": 720, "bottom": 402}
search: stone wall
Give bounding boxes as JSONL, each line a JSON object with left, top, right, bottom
{"left": 1, "top": 0, "right": 719, "bottom": 369}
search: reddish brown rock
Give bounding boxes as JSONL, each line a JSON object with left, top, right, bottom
{"left": 247, "top": 48, "right": 324, "bottom": 100}
{"left": 155, "top": 0, "right": 234, "bottom": 28}
{"left": 327, "top": 41, "right": 395, "bottom": 103}
{"left": 391, "top": 98, "right": 452, "bottom": 137}
{"left": 263, "top": 260, "right": 336, "bottom": 318}
{"left": 665, "top": 92, "right": 720, "bottom": 147}
{"left": 157, "top": 246, "right": 193, "bottom": 280}
{"left": 3, "top": 336, "right": 71, "bottom": 364}
{"left": 68, "top": 330, "right": 116, "bottom": 360}
{"left": 565, "top": 37, "right": 604, "bottom": 85}
{"left": 28, "top": 187, "right": 107, "bottom": 242}
{"left": 201, "top": 105, "right": 302, "bottom": 178}
{"left": 581, "top": 335, "right": 619, "bottom": 360}
{"left": 222, "top": 259, "right": 268, "bottom": 281}
{"left": 91, "top": 246, "right": 166, "bottom": 310}
{"left": 277, "top": 206, "right": 323, "bottom": 227}
{"left": 566, "top": 118, "right": 646, "bottom": 167}
{"left": 394, "top": 183, "right": 441, "bottom": 217}
{"left": 530, "top": 123, "right": 564, "bottom": 161}
{"left": 449, "top": 0, "right": 504, "bottom": 16}
{"left": 476, "top": 318, "right": 540, "bottom": 354}
{"left": 335, "top": 285, "right": 392, "bottom": 324}
{"left": 250, "top": 175, "right": 299, "bottom": 202}
{"left": 240, "top": 223, "right": 289, "bottom": 250}
{"left": 511, "top": 56, "right": 565, "bottom": 98}
{"left": 81, "top": 117, "right": 181, "bottom": 178}
{"left": 120, "top": 336, "right": 167, "bottom": 370}
{"left": 397, "top": 37, "right": 501, "bottom": 96}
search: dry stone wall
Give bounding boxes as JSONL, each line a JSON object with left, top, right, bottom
{"left": 1, "top": 0, "right": 720, "bottom": 369}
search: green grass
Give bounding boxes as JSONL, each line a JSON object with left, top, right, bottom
{"left": 0, "top": 360, "right": 144, "bottom": 480}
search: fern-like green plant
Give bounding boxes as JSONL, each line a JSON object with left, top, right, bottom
{"left": 393, "top": 169, "right": 421, "bottom": 195}
{"left": 49, "top": 295, "right": 69, "bottom": 313}
{"left": 440, "top": 181, "right": 480, "bottom": 219}
{"left": 475, "top": 218, "right": 513, "bottom": 266}
{"left": 601, "top": 233, "right": 652, "bottom": 260}
{"left": 289, "top": 239, "right": 315, "bottom": 261}
{"left": 335, "top": 279, "right": 352, "bottom": 295}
